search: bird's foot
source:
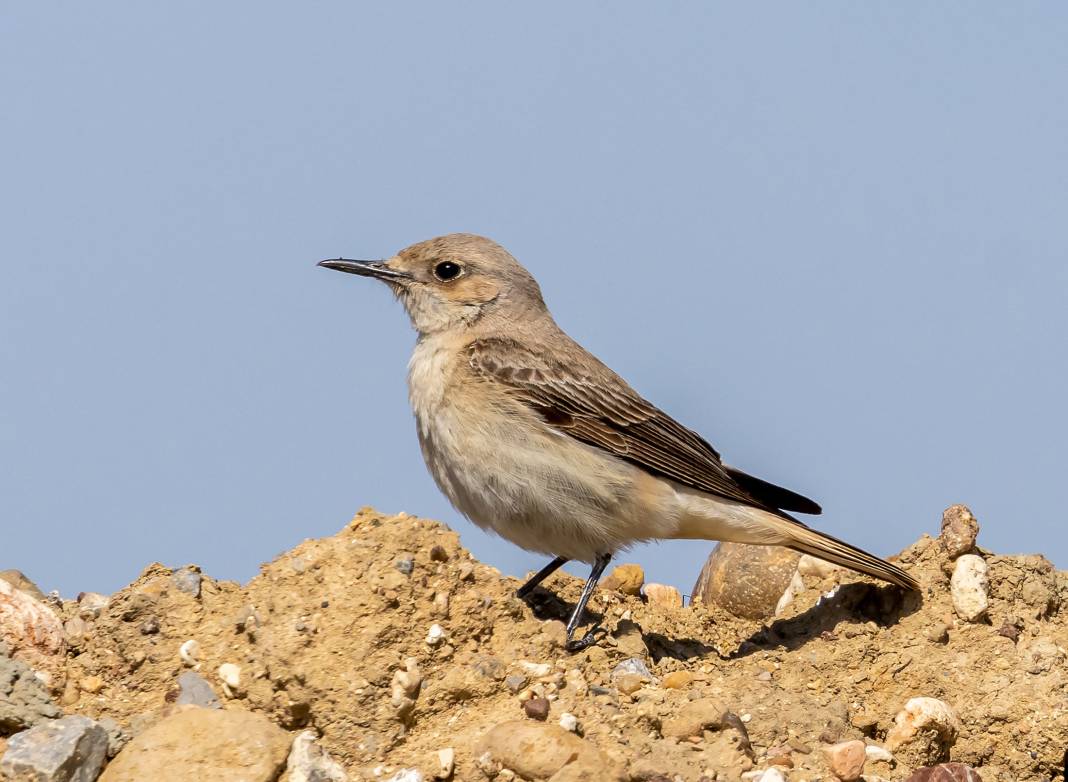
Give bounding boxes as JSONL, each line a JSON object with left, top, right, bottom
{"left": 564, "top": 625, "right": 604, "bottom": 653}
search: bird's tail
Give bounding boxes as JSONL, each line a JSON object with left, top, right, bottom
{"left": 673, "top": 493, "right": 919, "bottom": 591}
{"left": 763, "top": 514, "right": 920, "bottom": 591}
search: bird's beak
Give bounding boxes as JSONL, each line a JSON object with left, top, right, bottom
{"left": 317, "top": 258, "right": 411, "bottom": 282}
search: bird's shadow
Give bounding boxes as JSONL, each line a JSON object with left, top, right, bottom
{"left": 730, "top": 581, "right": 923, "bottom": 659}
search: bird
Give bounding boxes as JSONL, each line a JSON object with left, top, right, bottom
{"left": 319, "top": 233, "right": 919, "bottom": 651}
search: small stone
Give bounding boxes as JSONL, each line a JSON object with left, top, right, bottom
{"left": 284, "top": 730, "right": 348, "bottom": 782}
{"left": 904, "top": 763, "right": 984, "bottom": 782}
{"left": 755, "top": 769, "right": 786, "bottom": 782}
{"left": 661, "top": 671, "right": 695, "bottom": 689}
{"left": 80, "top": 675, "right": 104, "bottom": 694}
{"left": 950, "top": 555, "right": 989, "bottom": 622}
{"left": 76, "top": 592, "right": 110, "bottom": 620}
{"left": 475, "top": 721, "right": 614, "bottom": 781}
{"left": 519, "top": 661, "right": 552, "bottom": 678}
{"left": 601, "top": 564, "right": 644, "bottom": 596}
{"left": 886, "top": 697, "right": 962, "bottom": 766}
{"left": 394, "top": 557, "right": 415, "bottom": 576}
{"left": 138, "top": 616, "right": 160, "bottom": 635}
{"left": 175, "top": 671, "right": 221, "bottom": 709}
{"left": 457, "top": 562, "right": 475, "bottom": 582}
{"left": 392, "top": 658, "right": 423, "bottom": 698}
{"left": 996, "top": 619, "right": 1022, "bottom": 643}
{"left": 217, "top": 663, "right": 241, "bottom": 696}
{"left": 425, "top": 624, "right": 446, "bottom": 646}
{"left": 661, "top": 698, "right": 727, "bottom": 738}
{"left": 822, "top": 739, "right": 866, "bottom": 781}
{"left": 505, "top": 674, "right": 527, "bottom": 694}
{"left": 796, "top": 555, "right": 840, "bottom": 579}
{"left": 643, "top": 583, "right": 683, "bottom": 608}
{"left": 428, "top": 545, "right": 449, "bottom": 562}
{"left": 558, "top": 712, "right": 578, "bottom": 732}
{"left": 96, "top": 717, "right": 129, "bottom": 759}
{"left": 178, "top": 639, "right": 200, "bottom": 666}
{"left": 523, "top": 696, "right": 550, "bottom": 720}
{"left": 170, "top": 568, "right": 202, "bottom": 597}
{"left": 432, "top": 592, "right": 450, "bottom": 618}
{"left": 926, "top": 623, "right": 949, "bottom": 644}
{"left": 63, "top": 617, "right": 88, "bottom": 644}
{"left": 615, "top": 674, "right": 644, "bottom": 695}
{"left": 434, "top": 747, "right": 455, "bottom": 779}
{"left": 865, "top": 744, "right": 894, "bottom": 763}
{"left": 691, "top": 543, "right": 801, "bottom": 620}
{"left": 611, "top": 657, "right": 652, "bottom": 680}
{"left": 384, "top": 771, "right": 423, "bottom": 782}
{"left": 1, "top": 715, "right": 108, "bottom": 782}
{"left": 939, "top": 505, "right": 979, "bottom": 558}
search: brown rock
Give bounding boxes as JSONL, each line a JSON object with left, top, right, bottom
{"left": 0, "top": 577, "right": 67, "bottom": 689}
{"left": 822, "top": 739, "right": 866, "bottom": 781}
{"left": 80, "top": 675, "right": 105, "bottom": 695}
{"left": 601, "top": 564, "right": 644, "bottom": 596}
{"left": 661, "top": 671, "right": 695, "bottom": 689}
{"left": 98, "top": 706, "right": 290, "bottom": 782}
{"left": 474, "top": 721, "right": 620, "bottom": 781}
{"left": 643, "top": 583, "right": 683, "bottom": 608}
{"left": 523, "top": 696, "right": 550, "bottom": 721}
{"left": 660, "top": 698, "right": 726, "bottom": 738}
{"left": 939, "top": 505, "right": 978, "bottom": 558}
{"left": 691, "top": 543, "right": 800, "bottom": 619}
{"left": 905, "top": 763, "right": 984, "bottom": 782}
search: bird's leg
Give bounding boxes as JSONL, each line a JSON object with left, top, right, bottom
{"left": 515, "top": 555, "right": 568, "bottom": 599}
{"left": 564, "top": 553, "right": 612, "bottom": 652}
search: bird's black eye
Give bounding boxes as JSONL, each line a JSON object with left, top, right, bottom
{"left": 433, "top": 261, "right": 462, "bottom": 281}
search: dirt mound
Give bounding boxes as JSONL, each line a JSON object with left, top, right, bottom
{"left": 3, "top": 506, "right": 1067, "bottom": 781}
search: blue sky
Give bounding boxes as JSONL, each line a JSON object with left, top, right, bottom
{"left": 3, "top": 4, "right": 1066, "bottom": 596}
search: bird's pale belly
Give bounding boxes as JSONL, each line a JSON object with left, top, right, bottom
{"left": 412, "top": 398, "right": 680, "bottom": 562}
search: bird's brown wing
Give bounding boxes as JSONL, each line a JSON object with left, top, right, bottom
{"left": 466, "top": 337, "right": 820, "bottom": 517}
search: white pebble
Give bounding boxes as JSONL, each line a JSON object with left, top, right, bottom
{"left": 435, "top": 748, "right": 454, "bottom": 779}
{"left": 425, "top": 624, "right": 446, "bottom": 646}
{"left": 519, "top": 661, "right": 552, "bottom": 678}
{"left": 865, "top": 743, "right": 894, "bottom": 762}
{"left": 384, "top": 770, "right": 423, "bottom": 782}
{"left": 558, "top": 712, "right": 578, "bottom": 732}
{"left": 218, "top": 663, "right": 241, "bottom": 688}
{"left": 886, "top": 696, "right": 962, "bottom": 751}
{"left": 951, "top": 554, "right": 989, "bottom": 622}
{"left": 178, "top": 639, "right": 200, "bottom": 666}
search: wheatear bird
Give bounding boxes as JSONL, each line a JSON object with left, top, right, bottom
{"left": 320, "top": 234, "right": 918, "bottom": 651}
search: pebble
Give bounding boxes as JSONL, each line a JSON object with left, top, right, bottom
{"left": 522, "top": 696, "right": 550, "bottom": 720}
{"left": 63, "top": 617, "right": 88, "bottom": 643}
{"left": 425, "top": 624, "right": 446, "bottom": 646}
{"left": 394, "top": 557, "right": 415, "bottom": 576}
{"left": 428, "top": 545, "right": 449, "bottom": 562}
{"left": 176, "top": 670, "right": 221, "bottom": 709}
{"left": 643, "top": 583, "right": 683, "bottom": 608}
{"left": 797, "top": 554, "right": 840, "bottom": 579}
{"left": 865, "top": 744, "right": 894, "bottom": 763}
{"left": 904, "top": 763, "right": 983, "bottom": 781}
{"left": 384, "top": 771, "right": 423, "bottom": 782}
{"left": 178, "top": 639, "right": 200, "bottom": 666}
{"left": 885, "top": 697, "right": 962, "bottom": 765}
{"left": 434, "top": 747, "right": 455, "bottom": 779}
{"left": 611, "top": 657, "right": 652, "bottom": 680}
{"left": 754, "top": 768, "right": 787, "bottom": 782}
{"left": 217, "top": 663, "right": 241, "bottom": 695}
{"left": 1, "top": 715, "right": 108, "bottom": 782}
{"left": 457, "top": 562, "right": 475, "bottom": 581}
{"left": 939, "top": 505, "right": 979, "bottom": 558}
{"left": 925, "top": 623, "right": 950, "bottom": 644}
{"left": 661, "top": 698, "right": 726, "bottom": 738}
{"left": 170, "top": 567, "right": 202, "bottom": 597}
{"left": 600, "top": 563, "right": 644, "bottom": 596}
{"left": 661, "top": 670, "right": 695, "bottom": 689}
{"left": 558, "top": 712, "right": 578, "bottom": 732}
{"left": 950, "top": 555, "right": 989, "bottom": 622}
{"left": 475, "top": 721, "right": 613, "bottom": 781}
{"left": 691, "top": 542, "right": 801, "bottom": 620}
{"left": 285, "top": 730, "right": 348, "bottom": 782}
{"left": 519, "top": 661, "right": 552, "bottom": 678}
{"left": 505, "top": 674, "right": 527, "bottom": 693}
{"left": 615, "top": 673, "right": 645, "bottom": 695}
{"left": 432, "top": 592, "right": 450, "bottom": 618}
{"left": 77, "top": 592, "right": 110, "bottom": 620}
{"left": 822, "top": 739, "right": 866, "bottom": 781}
{"left": 80, "top": 675, "right": 104, "bottom": 694}
{"left": 138, "top": 617, "right": 160, "bottom": 635}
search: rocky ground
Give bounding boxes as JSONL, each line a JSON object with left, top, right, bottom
{"left": 2, "top": 505, "right": 1066, "bottom": 782}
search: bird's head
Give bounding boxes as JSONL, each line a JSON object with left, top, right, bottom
{"left": 319, "top": 233, "right": 547, "bottom": 335}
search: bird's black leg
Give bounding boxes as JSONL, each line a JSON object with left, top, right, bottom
{"left": 564, "top": 552, "right": 612, "bottom": 652}
{"left": 515, "top": 555, "right": 568, "bottom": 599}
